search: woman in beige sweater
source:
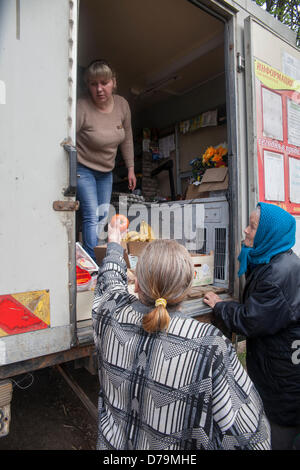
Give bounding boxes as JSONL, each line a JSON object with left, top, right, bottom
{"left": 76, "top": 60, "right": 136, "bottom": 260}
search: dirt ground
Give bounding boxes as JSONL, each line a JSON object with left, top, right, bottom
{"left": 0, "top": 363, "right": 99, "bottom": 451}
{"left": 0, "top": 341, "right": 247, "bottom": 452}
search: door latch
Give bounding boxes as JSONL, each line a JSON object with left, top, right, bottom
{"left": 63, "top": 143, "right": 77, "bottom": 197}
{"left": 237, "top": 52, "right": 245, "bottom": 73}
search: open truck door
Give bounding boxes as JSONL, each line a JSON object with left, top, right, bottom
{"left": 244, "top": 16, "right": 300, "bottom": 256}
{"left": 0, "top": 0, "right": 78, "bottom": 368}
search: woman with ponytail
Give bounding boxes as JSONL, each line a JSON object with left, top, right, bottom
{"left": 92, "top": 221, "right": 270, "bottom": 450}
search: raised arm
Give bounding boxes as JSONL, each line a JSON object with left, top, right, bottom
{"left": 94, "top": 222, "right": 128, "bottom": 299}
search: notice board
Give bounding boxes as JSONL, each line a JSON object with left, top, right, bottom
{"left": 255, "top": 58, "right": 300, "bottom": 215}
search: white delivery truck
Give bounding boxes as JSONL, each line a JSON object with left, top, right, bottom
{"left": 0, "top": 0, "right": 299, "bottom": 436}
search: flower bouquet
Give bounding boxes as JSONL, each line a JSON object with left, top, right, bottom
{"left": 189, "top": 143, "right": 228, "bottom": 182}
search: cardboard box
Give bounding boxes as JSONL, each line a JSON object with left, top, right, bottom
{"left": 191, "top": 250, "right": 214, "bottom": 286}
{"left": 198, "top": 167, "right": 228, "bottom": 193}
{"left": 94, "top": 242, "right": 130, "bottom": 268}
{"left": 94, "top": 241, "right": 151, "bottom": 270}
{"left": 127, "top": 241, "right": 149, "bottom": 257}
{"left": 185, "top": 183, "right": 209, "bottom": 200}
{"left": 185, "top": 167, "right": 228, "bottom": 200}
{"left": 127, "top": 241, "right": 150, "bottom": 269}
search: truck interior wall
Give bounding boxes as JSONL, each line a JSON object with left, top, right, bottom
{"left": 142, "top": 122, "right": 227, "bottom": 199}
{"left": 135, "top": 72, "right": 226, "bottom": 130}
{"left": 132, "top": 72, "right": 227, "bottom": 197}
{"left": 77, "top": 0, "right": 230, "bottom": 249}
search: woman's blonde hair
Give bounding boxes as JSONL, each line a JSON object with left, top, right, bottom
{"left": 135, "top": 239, "right": 194, "bottom": 334}
{"left": 84, "top": 59, "right": 116, "bottom": 85}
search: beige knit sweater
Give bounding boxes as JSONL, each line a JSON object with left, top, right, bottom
{"left": 76, "top": 94, "right": 134, "bottom": 172}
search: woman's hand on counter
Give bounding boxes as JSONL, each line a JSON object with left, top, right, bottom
{"left": 203, "top": 291, "right": 222, "bottom": 309}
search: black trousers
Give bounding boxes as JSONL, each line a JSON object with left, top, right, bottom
{"left": 269, "top": 420, "right": 300, "bottom": 450}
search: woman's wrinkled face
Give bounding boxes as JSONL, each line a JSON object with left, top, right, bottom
{"left": 88, "top": 75, "right": 115, "bottom": 106}
{"left": 244, "top": 210, "right": 260, "bottom": 247}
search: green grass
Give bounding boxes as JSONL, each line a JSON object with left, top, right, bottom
{"left": 237, "top": 351, "right": 247, "bottom": 369}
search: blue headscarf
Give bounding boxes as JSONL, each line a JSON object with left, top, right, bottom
{"left": 238, "top": 202, "right": 296, "bottom": 277}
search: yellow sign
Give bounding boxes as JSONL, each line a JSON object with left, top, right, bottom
{"left": 255, "top": 59, "right": 300, "bottom": 93}
{"left": 11, "top": 290, "right": 50, "bottom": 325}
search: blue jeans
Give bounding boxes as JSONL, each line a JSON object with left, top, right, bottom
{"left": 77, "top": 163, "right": 113, "bottom": 261}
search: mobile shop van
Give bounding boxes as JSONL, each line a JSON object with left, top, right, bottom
{"left": 0, "top": 0, "right": 300, "bottom": 436}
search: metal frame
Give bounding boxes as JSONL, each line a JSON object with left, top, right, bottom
{"left": 244, "top": 15, "right": 300, "bottom": 215}
{"left": 224, "top": 15, "right": 239, "bottom": 295}
{"left": 67, "top": 0, "right": 79, "bottom": 348}
{"left": 0, "top": 344, "right": 95, "bottom": 380}
{"left": 244, "top": 16, "right": 259, "bottom": 214}
{"left": 187, "top": 0, "right": 238, "bottom": 295}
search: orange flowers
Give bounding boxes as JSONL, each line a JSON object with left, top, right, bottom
{"left": 202, "top": 146, "right": 215, "bottom": 164}
{"left": 190, "top": 143, "right": 228, "bottom": 182}
{"left": 202, "top": 145, "right": 228, "bottom": 168}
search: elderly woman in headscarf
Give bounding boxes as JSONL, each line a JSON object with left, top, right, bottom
{"left": 204, "top": 202, "right": 300, "bottom": 450}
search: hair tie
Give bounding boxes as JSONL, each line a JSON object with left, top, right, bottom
{"left": 155, "top": 298, "right": 167, "bottom": 308}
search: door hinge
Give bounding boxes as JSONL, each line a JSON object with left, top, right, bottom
{"left": 237, "top": 52, "right": 245, "bottom": 73}
{"left": 53, "top": 200, "right": 80, "bottom": 211}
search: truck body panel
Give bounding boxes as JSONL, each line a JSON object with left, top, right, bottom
{"left": 0, "top": 0, "right": 77, "bottom": 365}
{"left": 244, "top": 16, "right": 300, "bottom": 254}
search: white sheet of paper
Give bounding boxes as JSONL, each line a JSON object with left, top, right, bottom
{"left": 159, "top": 134, "right": 175, "bottom": 159}
{"left": 264, "top": 151, "right": 285, "bottom": 201}
{"left": 289, "top": 157, "right": 300, "bottom": 204}
{"left": 288, "top": 99, "right": 300, "bottom": 148}
{"left": 262, "top": 88, "right": 283, "bottom": 141}
{"left": 201, "top": 110, "right": 217, "bottom": 127}
{"left": 282, "top": 52, "right": 300, "bottom": 81}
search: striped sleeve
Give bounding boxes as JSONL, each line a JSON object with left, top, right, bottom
{"left": 94, "top": 242, "right": 128, "bottom": 297}
{"left": 92, "top": 242, "right": 136, "bottom": 354}
{"left": 93, "top": 242, "right": 131, "bottom": 327}
{"left": 211, "top": 336, "right": 271, "bottom": 450}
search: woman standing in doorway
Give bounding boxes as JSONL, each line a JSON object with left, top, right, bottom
{"left": 76, "top": 60, "right": 136, "bottom": 260}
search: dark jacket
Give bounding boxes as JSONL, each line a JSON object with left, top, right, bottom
{"left": 214, "top": 249, "right": 300, "bottom": 427}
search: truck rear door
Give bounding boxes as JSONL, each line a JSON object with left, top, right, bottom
{"left": 0, "top": 0, "right": 78, "bottom": 366}
{"left": 244, "top": 16, "right": 300, "bottom": 255}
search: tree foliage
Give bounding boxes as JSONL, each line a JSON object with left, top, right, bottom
{"left": 255, "top": 0, "right": 300, "bottom": 45}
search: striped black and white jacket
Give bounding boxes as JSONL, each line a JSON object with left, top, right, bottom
{"left": 92, "top": 242, "right": 271, "bottom": 450}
